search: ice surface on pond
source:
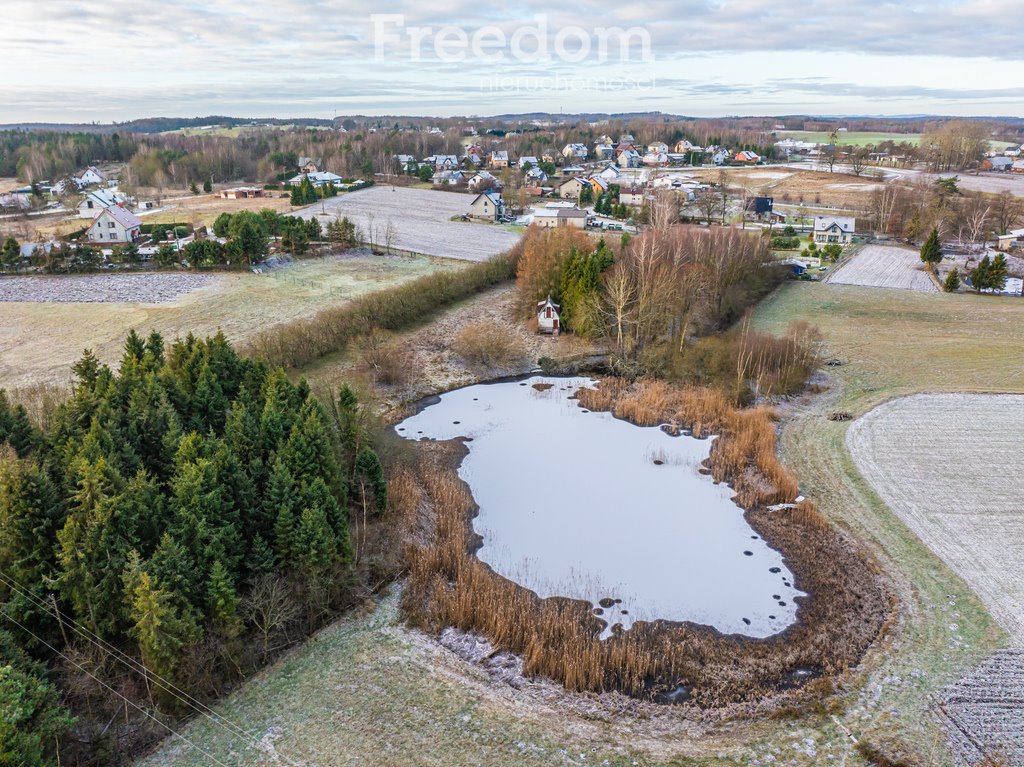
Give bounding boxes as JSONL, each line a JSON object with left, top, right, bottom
{"left": 395, "top": 376, "right": 803, "bottom": 638}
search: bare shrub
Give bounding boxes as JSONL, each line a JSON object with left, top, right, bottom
{"left": 451, "top": 323, "right": 528, "bottom": 369}
{"left": 357, "top": 330, "right": 413, "bottom": 386}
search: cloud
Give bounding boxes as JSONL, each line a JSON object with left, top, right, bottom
{"left": 0, "top": 0, "right": 1020, "bottom": 120}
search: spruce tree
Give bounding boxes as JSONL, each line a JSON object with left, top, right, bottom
{"left": 920, "top": 227, "right": 942, "bottom": 265}
{"left": 943, "top": 268, "right": 961, "bottom": 292}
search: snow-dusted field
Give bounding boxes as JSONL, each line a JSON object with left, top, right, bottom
{"left": 295, "top": 186, "right": 521, "bottom": 262}
{"left": 940, "top": 648, "right": 1024, "bottom": 766}
{"left": 847, "top": 394, "right": 1024, "bottom": 643}
{"left": 0, "top": 272, "right": 219, "bottom": 303}
{"left": 827, "top": 245, "right": 939, "bottom": 292}
{"left": 397, "top": 376, "right": 802, "bottom": 638}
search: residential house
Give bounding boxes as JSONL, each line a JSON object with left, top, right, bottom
{"left": 598, "top": 164, "right": 623, "bottom": 182}
{"left": 536, "top": 296, "right": 561, "bottom": 334}
{"left": 219, "top": 187, "right": 264, "bottom": 199}
{"left": 995, "top": 228, "right": 1024, "bottom": 250}
{"left": 86, "top": 205, "right": 142, "bottom": 244}
{"left": 433, "top": 155, "right": 460, "bottom": 170}
{"left": 618, "top": 134, "right": 635, "bottom": 144}
{"left": 78, "top": 189, "right": 129, "bottom": 218}
{"left": 561, "top": 165, "right": 585, "bottom": 176}
{"left": 617, "top": 149, "right": 642, "bottom": 168}
{"left": 467, "top": 170, "right": 502, "bottom": 191}
{"left": 712, "top": 149, "right": 730, "bottom": 166}
{"left": 647, "top": 142, "right": 669, "bottom": 155}
{"left": 394, "top": 154, "right": 416, "bottom": 171}
{"left": 467, "top": 190, "right": 504, "bottom": 222}
{"left": 642, "top": 151, "right": 669, "bottom": 167}
{"left": 540, "top": 152, "right": 557, "bottom": 165}
{"left": 734, "top": 150, "right": 761, "bottom": 164}
{"left": 525, "top": 167, "right": 548, "bottom": 184}
{"left": 813, "top": 216, "right": 856, "bottom": 245}
{"left": 518, "top": 156, "right": 540, "bottom": 169}
{"left": 982, "top": 157, "right": 1013, "bottom": 172}
{"left": 489, "top": 150, "right": 510, "bottom": 169}
{"left": 562, "top": 143, "right": 588, "bottom": 161}
{"left": 298, "top": 157, "right": 323, "bottom": 173}
{"left": 620, "top": 187, "right": 646, "bottom": 207}
{"left": 0, "top": 193, "right": 30, "bottom": 212}
{"left": 288, "top": 171, "right": 344, "bottom": 187}
{"left": 76, "top": 166, "right": 106, "bottom": 186}
{"left": 556, "top": 176, "right": 590, "bottom": 199}
{"left": 673, "top": 139, "right": 699, "bottom": 153}
{"left": 587, "top": 176, "right": 609, "bottom": 197}
{"left": 432, "top": 169, "right": 466, "bottom": 186}
{"left": 532, "top": 206, "right": 587, "bottom": 229}
{"left": 594, "top": 143, "right": 615, "bottom": 161}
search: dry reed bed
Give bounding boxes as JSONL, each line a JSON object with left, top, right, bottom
{"left": 398, "top": 378, "right": 889, "bottom": 707}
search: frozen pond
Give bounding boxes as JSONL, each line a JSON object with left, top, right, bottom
{"left": 396, "top": 376, "right": 803, "bottom": 638}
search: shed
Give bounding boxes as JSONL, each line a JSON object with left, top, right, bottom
{"left": 537, "top": 296, "right": 561, "bottom": 334}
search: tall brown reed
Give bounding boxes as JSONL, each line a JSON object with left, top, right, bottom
{"left": 400, "top": 378, "right": 889, "bottom": 707}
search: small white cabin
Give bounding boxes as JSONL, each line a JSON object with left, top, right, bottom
{"left": 537, "top": 296, "right": 561, "bottom": 334}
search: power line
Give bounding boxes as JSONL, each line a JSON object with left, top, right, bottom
{"left": 0, "top": 571, "right": 305, "bottom": 766}
{"left": 0, "top": 605, "right": 239, "bottom": 767}
{"left": 0, "top": 571, "right": 255, "bottom": 743}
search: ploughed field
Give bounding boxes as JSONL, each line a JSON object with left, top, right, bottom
{"left": 847, "top": 393, "right": 1024, "bottom": 643}
{"left": 294, "top": 186, "right": 522, "bottom": 262}
{"left": 826, "top": 244, "right": 938, "bottom": 292}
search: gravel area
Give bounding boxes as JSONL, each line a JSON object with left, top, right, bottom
{"left": 294, "top": 186, "right": 521, "bottom": 262}
{"left": 0, "top": 273, "right": 220, "bottom": 303}
{"left": 826, "top": 245, "right": 939, "bottom": 292}
{"left": 847, "top": 393, "right": 1024, "bottom": 642}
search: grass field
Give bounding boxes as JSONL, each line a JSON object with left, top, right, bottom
{"left": 777, "top": 131, "right": 923, "bottom": 147}
{"left": 691, "top": 167, "right": 882, "bottom": 211}
{"left": 753, "top": 282, "right": 1024, "bottom": 761}
{"left": 0, "top": 253, "right": 456, "bottom": 389}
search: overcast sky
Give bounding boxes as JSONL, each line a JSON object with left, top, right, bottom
{"left": 2, "top": 0, "right": 1021, "bottom": 122}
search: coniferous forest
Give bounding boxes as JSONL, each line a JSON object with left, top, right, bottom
{"left": 0, "top": 331, "right": 388, "bottom": 765}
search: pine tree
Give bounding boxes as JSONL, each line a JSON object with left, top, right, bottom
{"left": 989, "top": 253, "right": 1009, "bottom": 292}
{"left": 972, "top": 255, "right": 992, "bottom": 292}
{"left": 943, "top": 268, "right": 961, "bottom": 292}
{"left": 1, "top": 236, "right": 20, "bottom": 271}
{"left": 920, "top": 227, "right": 942, "bottom": 265}
{"left": 203, "top": 178, "right": 212, "bottom": 193}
